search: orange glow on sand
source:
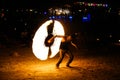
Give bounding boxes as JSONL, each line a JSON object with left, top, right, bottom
{"left": 32, "top": 20, "right": 65, "bottom": 60}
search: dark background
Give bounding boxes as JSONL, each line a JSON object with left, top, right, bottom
{"left": 0, "top": 0, "right": 119, "bottom": 8}
{"left": 0, "top": 0, "right": 120, "bottom": 48}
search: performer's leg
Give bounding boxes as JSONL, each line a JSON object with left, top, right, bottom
{"left": 66, "top": 51, "right": 74, "bottom": 67}
{"left": 48, "top": 47, "right": 51, "bottom": 58}
{"left": 56, "top": 49, "right": 65, "bottom": 68}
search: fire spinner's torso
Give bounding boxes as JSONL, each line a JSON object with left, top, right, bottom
{"left": 60, "top": 36, "right": 72, "bottom": 50}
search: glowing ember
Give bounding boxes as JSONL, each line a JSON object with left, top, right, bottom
{"left": 32, "top": 20, "right": 65, "bottom": 60}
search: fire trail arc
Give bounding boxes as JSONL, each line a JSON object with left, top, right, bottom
{"left": 32, "top": 20, "right": 65, "bottom": 60}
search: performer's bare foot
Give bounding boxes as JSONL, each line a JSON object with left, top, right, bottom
{"left": 56, "top": 64, "right": 59, "bottom": 69}
{"left": 66, "top": 65, "right": 73, "bottom": 68}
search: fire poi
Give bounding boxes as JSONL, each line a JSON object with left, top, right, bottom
{"left": 32, "top": 20, "right": 65, "bottom": 60}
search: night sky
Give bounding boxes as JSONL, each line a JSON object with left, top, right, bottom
{"left": 0, "top": 0, "right": 119, "bottom": 8}
{"left": 0, "top": 0, "right": 64, "bottom": 8}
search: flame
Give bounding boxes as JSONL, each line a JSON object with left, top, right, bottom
{"left": 32, "top": 20, "right": 65, "bottom": 60}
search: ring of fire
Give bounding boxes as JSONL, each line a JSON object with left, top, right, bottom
{"left": 32, "top": 20, "right": 65, "bottom": 60}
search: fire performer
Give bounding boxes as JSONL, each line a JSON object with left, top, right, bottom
{"left": 48, "top": 33, "right": 79, "bottom": 68}
{"left": 45, "top": 20, "right": 55, "bottom": 57}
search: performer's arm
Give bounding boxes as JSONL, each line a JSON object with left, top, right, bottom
{"left": 71, "top": 42, "right": 78, "bottom": 49}
{"left": 56, "top": 35, "right": 65, "bottom": 38}
{"left": 48, "top": 35, "right": 65, "bottom": 43}
{"left": 47, "top": 35, "right": 57, "bottom": 43}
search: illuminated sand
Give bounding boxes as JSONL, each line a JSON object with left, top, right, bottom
{"left": 0, "top": 47, "right": 120, "bottom": 80}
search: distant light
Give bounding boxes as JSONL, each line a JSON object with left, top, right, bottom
{"left": 49, "top": 17, "right": 52, "bottom": 19}
{"left": 105, "top": 4, "right": 108, "bottom": 7}
{"left": 6, "top": 9, "right": 9, "bottom": 12}
{"left": 44, "top": 12, "right": 47, "bottom": 15}
{"left": 69, "top": 16, "right": 73, "bottom": 19}
{"left": 29, "top": 9, "right": 33, "bottom": 12}
{"left": 83, "top": 17, "right": 88, "bottom": 19}
{"left": 87, "top": 3, "right": 91, "bottom": 6}
{"left": 118, "top": 10, "right": 120, "bottom": 15}
{"left": 118, "top": 40, "right": 120, "bottom": 42}
{"left": 24, "top": 22, "right": 27, "bottom": 26}
{"left": 109, "top": 35, "right": 112, "bottom": 38}
{"left": 78, "top": 10, "right": 82, "bottom": 12}
{"left": 82, "top": 13, "right": 91, "bottom": 22}
{"left": 34, "top": 11, "right": 38, "bottom": 14}
{"left": 76, "top": 2, "right": 108, "bottom": 7}
{"left": 58, "top": 16, "right": 61, "bottom": 19}
{"left": 14, "top": 27, "right": 17, "bottom": 31}
{"left": 49, "top": 16, "right": 55, "bottom": 19}
{"left": 49, "top": 8, "right": 71, "bottom": 15}
{"left": 69, "top": 16, "right": 73, "bottom": 21}
{"left": 108, "top": 8, "right": 111, "bottom": 13}
{"left": 52, "top": 16, "right": 55, "bottom": 19}
{"left": 97, "top": 4, "right": 102, "bottom": 7}
{"left": 96, "top": 38, "right": 100, "bottom": 41}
